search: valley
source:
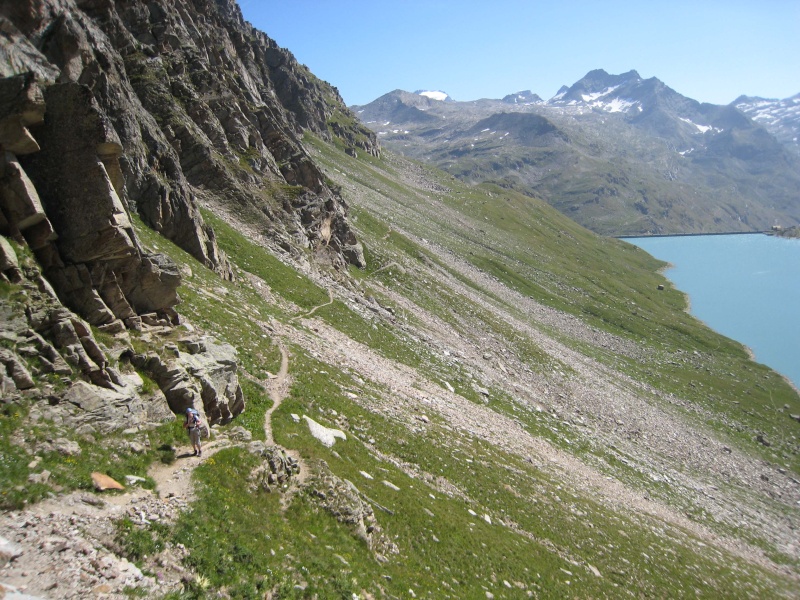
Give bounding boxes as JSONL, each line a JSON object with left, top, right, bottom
{"left": 0, "top": 1, "right": 798, "bottom": 598}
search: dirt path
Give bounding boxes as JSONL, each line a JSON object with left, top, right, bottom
{"left": 264, "top": 343, "right": 290, "bottom": 445}
{"left": 291, "top": 288, "right": 333, "bottom": 321}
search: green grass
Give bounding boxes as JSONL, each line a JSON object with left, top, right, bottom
{"left": 114, "top": 343, "right": 793, "bottom": 597}
{"left": 310, "top": 137, "right": 800, "bottom": 475}
{"left": 260, "top": 349, "right": 793, "bottom": 598}
{"left": 81, "top": 134, "right": 800, "bottom": 597}
{"left": 0, "top": 399, "right": 186, "bottom": 509}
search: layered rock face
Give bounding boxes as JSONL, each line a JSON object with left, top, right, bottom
{"left": 0, "top": 0, "right": 378, "bottom": 423}
{"left": 2, "top": 0, "right": 376, "bottom": 271}
{"left": 0, "top": 88, "right": 238, "bottom": 429}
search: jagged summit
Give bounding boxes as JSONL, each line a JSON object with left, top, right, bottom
{"left": 735, "top": 92, "right": 800, "bottom": 155}
{"left": 502, "top": 90, "right": 544, "bottom": 104}
{"left": 549, "top": 69, "right": 651, "bottom": 112}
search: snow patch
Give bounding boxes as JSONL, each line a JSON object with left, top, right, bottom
{"left": 679, "top": 117, "right": 721, "bottom": 134}
{"left": 418, "top": 90, "right": 449, "bottom": 101}
{"left": 580, "top": 85, "right": 621, "bottom": 103}
{"left": 601, "top": 98, "right": 637, "bottom": 113}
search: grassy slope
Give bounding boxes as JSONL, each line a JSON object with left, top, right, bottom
{"left": 161, "top": 135, "right": 797, "bottom": 596}
{"left": 7, "top": 136, "right": 798, "bottom": 596}
{"left": 309, "top": 138, "right": 799, "bottom": 472}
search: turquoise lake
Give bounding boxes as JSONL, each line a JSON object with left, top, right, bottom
{"left": 621, "top": 233, "right": 800, "bottom": 389}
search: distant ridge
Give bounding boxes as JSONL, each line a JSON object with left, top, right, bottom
{"left": 353, "top": 70, "right": 800, "bottom": 236}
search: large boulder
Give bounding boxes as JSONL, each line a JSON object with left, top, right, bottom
{"left": 127, "top": 335, "right": 244, "bottom": 425}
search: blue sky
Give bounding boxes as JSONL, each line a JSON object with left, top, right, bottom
{"left": 238, "top": 1, "right": 799, "bottom": 106}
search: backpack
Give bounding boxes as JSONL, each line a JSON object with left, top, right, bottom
{"left": 187, "top": 408, "right": 201, "bottom": 428}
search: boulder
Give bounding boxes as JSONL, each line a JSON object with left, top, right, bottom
{"left": 0, "top": 347, "right": 35, "bottom": 389}
{"left": 91, "top": 471, "right": 124, "bottom": 491}
{"left": 60, "top": 381, "right": 154, "bottom": 434}
{"left": 128, "top": 336, "right": 244, "bottom": 425}
{"left": 0, "top": 535, "right": 23, "bottom": 567}
{"left": 249, "top": 446, "right": 300, "bottom": 492}
{"left": 0, "top": 235, "right": 21, "bottom": 280}
{"left": 307, "top": 461, "right": 398, "bottom": 560}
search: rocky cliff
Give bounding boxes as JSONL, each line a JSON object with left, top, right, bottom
{"left": 0, "top": 0, "right": 378, "bottom": 424}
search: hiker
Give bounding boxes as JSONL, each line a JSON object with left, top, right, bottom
{"left": 184, "top": 407, "right": 202, "bottom": 456}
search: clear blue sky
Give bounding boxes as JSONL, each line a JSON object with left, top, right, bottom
{"left": 238, "top": 1, "right": 799, "bottom": 106}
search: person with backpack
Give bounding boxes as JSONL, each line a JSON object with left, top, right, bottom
{"left": 184, "top": 407, "right": 203, "bottom": 456}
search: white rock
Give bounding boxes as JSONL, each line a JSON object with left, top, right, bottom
{"left": 302, "top": 415, "right": 346, "bottom": 447}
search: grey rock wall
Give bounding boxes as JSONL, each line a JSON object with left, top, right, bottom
{"left": 2, "top": 0, "right": 377, "bottom": 273}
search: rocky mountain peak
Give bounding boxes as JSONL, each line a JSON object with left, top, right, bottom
{"left": 502, "top": 90, "right": 543, "bottom": 104}
{"left": 354, "top": 69, "right": 800, "bottom": 236}
{"left": 550, "top": 69, "right": 646, "bottom": 108}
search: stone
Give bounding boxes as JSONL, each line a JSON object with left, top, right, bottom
{"left": 0, "top": 235, "right": 20, "bottom": 274}
{"left": 27, "top": 470, "right": 50, "bottom": 484}
{"left": 0, "top": 535, "right": 23, "bottom": 567}
{"left": 0, "top": 347, "right": 35, "bottom": 389}
{"left": 303, "top": 415, "right": 347, "bottom": 447}
{"left": 52, "top": 438, "right": 82, "bottom": 456}
{"left": 0, "top": 73, "right": 46, "bottom": 154}
{"left": 308, "top": 463, "right": 398, "bottom": 559}
{"left": 0, "top": 154, "right": 46, "bottom": 233}
{"left": 61, "top": 381, "right": 151, "bottom": 433}
{"left": 128, "top": 335, "right": 244, "bottom": 425}
{"left": 91, "top": 472, "right": 124, "bottom": 491}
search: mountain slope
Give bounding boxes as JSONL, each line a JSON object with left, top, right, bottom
{"left": 354, "top": 71, "right": 800, "bottom": 236}
{"left": 1, "top": 3, "right": 800, "bottom": 598}
{"left": 735, "top": 93, "right": 800, "bottom": 156}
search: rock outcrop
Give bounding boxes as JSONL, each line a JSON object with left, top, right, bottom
{"left": 1, "top": 0, "right": 378, "bottom": 434}
{"left": 125, "top": 335, "right": 244, "bottom": 426}
{"left": 307, "top": 461, "right": 399, "bottom": 563}
{"left": 2, "top": 0, "right": 377, "bottom": 274}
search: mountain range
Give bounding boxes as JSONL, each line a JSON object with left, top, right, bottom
{"left": 1, "top": 1, "right": 799, "bottom": 598}
{"left": 354, "top": 70, "right": 800, "bottom": 236}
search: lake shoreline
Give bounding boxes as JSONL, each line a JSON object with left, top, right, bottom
{"left": 623, "top": 233, "right": 800, "bottom": 389}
